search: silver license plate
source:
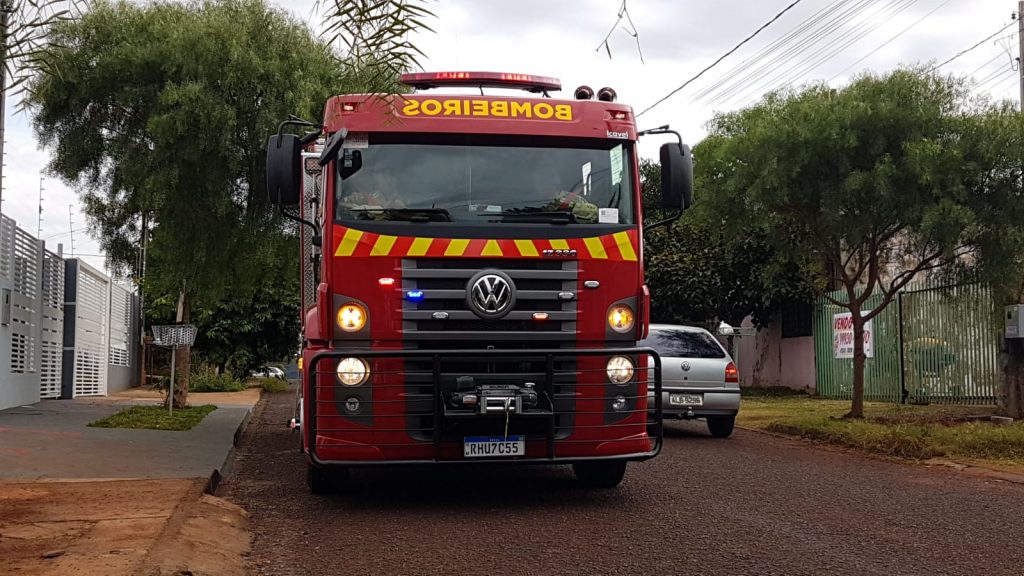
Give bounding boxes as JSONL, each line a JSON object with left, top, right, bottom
{"left": 463, "top": 436, "right": 526, "bottom": 458}
{"left": 670, "top": 393, "right": 703, "bottom": 406}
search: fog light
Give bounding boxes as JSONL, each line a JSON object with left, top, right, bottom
{"left": 336, "top": 357, "right": 369, "bottom": 386}
{"left": 344, "top": 396, "right": 360, "bottom": 414}
{"left": 606, "top": 356, "right": 634, "bottom": 384}
{"left": 612, "top": 395, "right": 628, "bottom": 412}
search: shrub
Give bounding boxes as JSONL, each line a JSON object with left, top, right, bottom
{"left": 191, "top": 366, "right": 246, "bottom": 393}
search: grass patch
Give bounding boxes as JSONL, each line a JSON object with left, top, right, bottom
{"left": 738, "top": 396, "right": 1024, "bottom": 471}
{"left": 89, "top": 405, "right": 217, "bottom": 431}
{"left": 253, "top": 377, "right": 288, "bottom": 393}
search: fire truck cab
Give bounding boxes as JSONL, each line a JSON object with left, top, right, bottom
{"left": 267, "top": 72, "right": 693, "bottom": 493}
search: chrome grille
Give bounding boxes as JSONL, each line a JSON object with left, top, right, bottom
{"left": 401, "top": 258, "right": 578, "bottom": 341}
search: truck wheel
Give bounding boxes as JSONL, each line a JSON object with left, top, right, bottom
{"left": 573, "top": 461, "right": 627, "bottom": 488}
{"left": 707, "top": 415, "right": 735, "bottom": 439}
{"left": 307, "top": 464, "right": 349, "bottom": 494}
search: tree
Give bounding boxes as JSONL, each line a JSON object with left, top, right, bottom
{"left": 640, "top": 154, "right": 810, "bottom": 329}
{"left": 192, "top": 269, "right": 301, "bottom": 377}
{"left": 703, "top": 68, "right": 1024, "bottom": 418}
{"left": 317, "top": 0, "right": 435, "bottom": 94}
{"left": 28, "top": 0, "right": 345, "bottom": 406}
{"left": 0, "top": 0, "right": 87, "bottom": 207}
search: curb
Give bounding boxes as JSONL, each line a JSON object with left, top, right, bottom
{"left": 736, "top": 425, "right": 1024, "bottom": 486}
{"left": 211, "top": 390, "right": 264, "bottom": 489}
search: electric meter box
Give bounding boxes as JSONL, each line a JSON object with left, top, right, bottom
{"left": 1006, "top": 305, "right": 1024, "bottom": 338}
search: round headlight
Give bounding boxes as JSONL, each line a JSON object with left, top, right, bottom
{"left": 337, "top": 303, "right": 367, "bottom": 333}
{"left": 606, "top": 356, "right": 634, "bottom": 384}
{"left": 607, "top": 304, "right": 635, "bottom": 333}
{"left": 336, "top": 357, "right": 369, "bottom": 386}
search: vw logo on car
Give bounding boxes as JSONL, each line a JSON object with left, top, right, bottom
{"left": 681, "top": 361, "right": 691, "bottom": 372}
{"left": 467, "top": 270, "right": 516, "bottom": 319}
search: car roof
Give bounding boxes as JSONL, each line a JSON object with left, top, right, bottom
{"left": 647, "top": 324, "right": 712, "bottom": 334}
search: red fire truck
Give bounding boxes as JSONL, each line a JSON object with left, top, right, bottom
{"left": 266, "top": 72, "right": 693, "bottom": 493}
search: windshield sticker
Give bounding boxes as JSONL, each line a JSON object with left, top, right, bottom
{"left": 343, "top": 132, "right": 369, "bottom": 149}
{"left": 610, "top": 145, "right": 623, "bottom": 186}
{"left": 599, "top": 208, "right": 619, "bottom": 224}
{"left": 581, "top": 162, "right": 592, "bottom": 196}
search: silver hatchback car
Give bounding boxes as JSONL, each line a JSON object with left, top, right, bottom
{"left": 641, "top": 324, "right": 740, "bottom": 438}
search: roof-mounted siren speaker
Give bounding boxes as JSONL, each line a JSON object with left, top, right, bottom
{"left": 574, "top": 85, "right": 594, "bottom": 100}
{"left": 597, "top": 87, "right": 617, "bottom": 102}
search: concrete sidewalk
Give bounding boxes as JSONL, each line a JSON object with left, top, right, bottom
{"left": 0, "top": 390, "right": 257, "bottom": 480}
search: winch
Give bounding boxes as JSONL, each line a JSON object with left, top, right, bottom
{"left": 447, "top": 376, "right": 539, "bottom": 415}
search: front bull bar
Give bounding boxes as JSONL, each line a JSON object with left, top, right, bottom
{"left": 305, "top": 347, "right": 664, "bottom": 467}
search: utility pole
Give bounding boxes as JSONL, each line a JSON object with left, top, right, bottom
{"left": 0, "top": 1, "right": 8, "bottom": 213}
{"left": 68, "top": 205, "right": 75, "bottom": 257}
{"left": 138, "top": 212, "right": 148, "bottom": 389}
{"left": 36, "top": 177, "right": 43, "bottom": 238}
{"left": 1018, "top": 2, "right": 1024, "bottom": 111}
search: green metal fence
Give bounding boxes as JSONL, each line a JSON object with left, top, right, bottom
{"left": 814, "top": 282, "right": 1000, "bottom": 405}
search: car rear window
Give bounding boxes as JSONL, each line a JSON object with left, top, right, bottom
{"left": 639, "top": 330, "right": 726, "bottom": 359}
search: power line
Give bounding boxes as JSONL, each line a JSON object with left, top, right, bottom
{"left": 41, "top": 226, "right": 87, "bottom": 240}
{"left": 931, "top": 19, "right": 1018, "bottom": 71}
{"left": 830, "top": 0, "right": 956, "bottom": 82}
{"left": 693, "top": 0, "right": 847, "bottom": 101}
{"left": 734, "top": 0, "right": 920, "bottom": 104}
{"left": 705, "top": 0, "right": 886, "bottom": 106}
{"left": 967, "top": 51, "right": 1009, "bottom": 78}
{"left": 714, "top": 0, "right": 913, "bottom": 107}
{"left": 636, "top": 0, "right": 805, "bottom": 117}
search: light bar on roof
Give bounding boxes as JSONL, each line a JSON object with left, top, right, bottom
{"left": 400, "top": 71, "right": 562, "bottom": 93}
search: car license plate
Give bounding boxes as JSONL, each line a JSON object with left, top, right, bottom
{"left": 463, "top": 436, "right": 525, "bottom": 458}
{"left": 670, "top": 393, "right": 703, "bottom": 406}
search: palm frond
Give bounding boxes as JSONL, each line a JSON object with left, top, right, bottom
{"left": 315, "top": 0, "right": 435, "bottom": 94}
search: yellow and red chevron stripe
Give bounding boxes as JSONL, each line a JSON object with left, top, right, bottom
{"left": 333, "top": 226, "right": 639, "bottom": 261}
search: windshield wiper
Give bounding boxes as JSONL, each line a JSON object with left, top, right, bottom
{"left": 486, "top": 210, "right": 577, "bottom": 225}
{"left": 351, "top": 208, "right": 452, "bottom": 223}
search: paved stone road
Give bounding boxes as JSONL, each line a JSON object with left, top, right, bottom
{"left": 223, "top": 389, "right": 1024, "bottom": 576}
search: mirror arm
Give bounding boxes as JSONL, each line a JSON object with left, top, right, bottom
{"left": 278, "top": 117, "right": 320, "bottom": 138}
{"left": 637, "top": 125, "right": 683, "bottom": 149}
{"left": 279, "top": 205, "right": 321, "bottom": 247}
{"left": 643, "top": 210, "right": 683, "bottom": 234}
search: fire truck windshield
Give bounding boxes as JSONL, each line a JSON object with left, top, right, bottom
{"left": 335, "top": 134, "right": 634, "bottom": 225}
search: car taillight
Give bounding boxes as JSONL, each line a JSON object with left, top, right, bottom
{"left": 725, "top": 362, "right": 739, "bottom": 383}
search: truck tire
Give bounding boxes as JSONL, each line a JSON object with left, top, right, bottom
{"left": 307, "top": 464, "right": 349, "bottom": 495}
{"left": 707, "top": 415, "right": 735, "bottom": 439}
{"left": 573, "top": 461, "right": 628, "bottom": 488}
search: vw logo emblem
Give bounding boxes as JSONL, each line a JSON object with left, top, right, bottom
{"left": 681, "top": 361, "right": 691, "bottom": 372}
{"left": 467, "top": 270, "right": 516, "bottom": 319}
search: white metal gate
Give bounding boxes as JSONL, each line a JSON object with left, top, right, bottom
{"left": 39, "top": 250, "right": 64, "bottom": 398}
{"left": 109, "top": 283, "right": 131, "bottom": 367}
{"left": 72, "top": 262, "right": 109, "bottom": 396}
{"left": 9, "top": 227, "right": 40, "bottom": 377}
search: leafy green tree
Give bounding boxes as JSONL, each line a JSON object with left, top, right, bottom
{"left": 641, "top": 155, "right": 811, "bottom": 329}
{"left": 28, "top": 0, "right": 345, "bottom": 406}
{"left": 703, "top": 68, "right": 1024, "bottom": 418}
{"left": 193, "top": 277, "right": 300, "bottom": 377}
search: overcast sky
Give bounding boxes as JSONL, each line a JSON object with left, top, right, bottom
{"left": 2, "top": 0, "right": 1017, "bottom": 271}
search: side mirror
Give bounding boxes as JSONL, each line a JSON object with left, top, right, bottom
{"left": 659, "top": 142, "right": 693, "bottom": 211}
{"left": 266, "top": 134, "right": 302, "bottom": 206}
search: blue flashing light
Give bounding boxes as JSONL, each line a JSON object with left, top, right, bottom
{"left": 406, "top": 290, "right": 425, "bottom": 302}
